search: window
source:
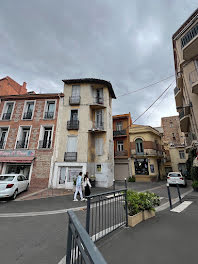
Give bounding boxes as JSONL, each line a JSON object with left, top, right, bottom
{"left": 23, "top": 101, "right": 34, "bottom": 120}
{"left": 117, "top": 141, "right": 124, "bottom": 152}
{"left": 135, "top": 138, "right": 144, "bottom": 155}
{"left": 134, "top": 159, "right": 149, "bottom": 175}
{"left": 116, "top": 121, "right": 122, "bottom": 131}
{"left": 95, "top": 110, "right": 104, "bottom": 129}
{"left": 67, "top": 136, "right": 77, "bottom": 152}
{"left": 170, "top": 122, "right": 173, "bottom": 128}
{"left": 39, "top": 126, "right": 52, "bottom": 149}
{"left": 2, "top": 102, "right": 14, "bottom": 120}
{"left": 172, "top": 133, "right": 176, "bottom": 140}
{"left": 179, "top": 150, "right": 185, "bottom": 159}
{"left": 0, "top": 127, "right": 8, "bottom": 149}
{"left": 72, "top": 85, "right": 80, "bottom": 97}
{"left": 44, "top": 101, "right": 55, "bottom": 119}
{"left": 96, "top": 164, "right": 102, "bottom": 173}
{"left": 95, "top": 137, "right": 103, "bottom": 155}
{"left": 16, "top": 127, "right": 31, "bottom": 149}
{"left": 70, "top": 110, "right": 78, "bottom": 121}
{"left": 93, "top": 88, "right": 103, "bottom": 104}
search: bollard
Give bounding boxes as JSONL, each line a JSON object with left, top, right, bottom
{"left": 124, "top": 178, "right": 127, "bottom": 189}
{"left": 166, "top": 183, "right": 173, "bottom": 209}
{"left": 113, "top": 180, "right": 115, "bottom": 190}
{"left": 176, "top": 183, "right": 182, "bottom": 203}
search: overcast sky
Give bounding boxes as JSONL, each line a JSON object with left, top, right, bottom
{"left": 0, "top": 1, "right": 197, "bottom": 127}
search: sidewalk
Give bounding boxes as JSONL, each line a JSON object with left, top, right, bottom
{"left": 97, "top": 191, "right": 198, "bottom": 264}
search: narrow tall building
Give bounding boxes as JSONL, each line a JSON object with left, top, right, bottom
{"left": 50, "top": 78, "right": 116, "bottom": 189}
{"left": 172, "top": 8, "right": 198, "bottom": 148}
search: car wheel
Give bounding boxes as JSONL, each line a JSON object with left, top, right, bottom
{"left": 25, "top": 184, "right": 29, "bottom": 191}
{"left": 12, "top": 190, "right": 18, "bottom": 200}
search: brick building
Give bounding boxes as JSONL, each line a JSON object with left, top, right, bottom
{"left": 0, "top": 76, "right": 27, "bottom": 96}
{"left": 113, "top": 113, "right": 132, "bottom": 180}
{"left": 0, "top": 92, "right": 63, "bottom": 188}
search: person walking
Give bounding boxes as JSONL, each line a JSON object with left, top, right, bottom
{"left": 83, "top": 173, "right": 92, "bottom": 197}
{"left": 73, "top": 172, "right": 84, "bottom": 201}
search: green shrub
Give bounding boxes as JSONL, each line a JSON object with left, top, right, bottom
{"left": 190, "top": 167, "right": 198, "bottom": 181}
{"left": 73, "top": 178, "right": 76, "bottom": 186}
{"left": 127, "top": 190, "right": 160, "bottom": 216}
{"left": 128, "top": 176, "right": 136, "bottom": 182}
{"left": 192, "top": 180, "right": 198, "bottom": 188}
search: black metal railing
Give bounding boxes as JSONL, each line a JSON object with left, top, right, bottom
{"left": 44, "top": 112, "right": 54, "bottom": 119}
{"left": 23, "top": 111, "right": 33, "bottom": 120}
{"left": 16, "top": 140, "right": 29, "bottom": 149}
{"left": 181, "top": 22, "right": 198, "bottom": 48}
{"left": 66, "top": 210, "right": 107, "bottom": 264}
{"left": 67, "top": 120, "right": 79, "bottom": 130}
{"left": 64, "top": 152, "right": 77, "bottom": 162}
{"left": 2, "top": 113, "right": 11, "bottom": 120}
{"left": 93, "top": 122, "right": 104, "bottom": 130}
{"left": 39, "top": 140, "right": 51, "bottom": 149}
{"left": 93, "top": 96, "right": 104, "bottom": 104}
{"left": 174, "top": 86, "right": 180, "bottom": 95}
{"left": 0, "top": 141, "right": 5, "bottom": 149}
{"left": 86, "top": 187, "right": 128, "bottom": 242}
{"left": 113, "top": 130, "right": 127, "bottom": 136}
{"left": 69, "top": 96, "right": 81, "bottom": 105}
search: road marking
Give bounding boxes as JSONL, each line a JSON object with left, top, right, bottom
{"left": 171, "top": 201, "right": 193, "bottom": 213}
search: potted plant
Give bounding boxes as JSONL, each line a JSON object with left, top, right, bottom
{"left": 127, "top": 191, "right": 144, "bottom": 227}
{"left": 128, "top": 176, "right": 136, "bottom": 182}
{"left": 192, "top": 180, "right": 198, "bottom": 192}
{"left": 90, "top": 175, "right": 96, "bottom": 188}
{"left": 140, "top": 192, "right": 160, "bottom": 220}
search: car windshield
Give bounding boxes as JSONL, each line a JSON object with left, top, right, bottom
{"left": 0, "top": 176, "right": 15, "bottom": 181}
{"left": 169, "top": 173, "right": 181, "bottom": 177}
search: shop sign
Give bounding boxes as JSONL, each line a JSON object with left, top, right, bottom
{"left": 0, "top": 150, "right": 35, "bottom": 157}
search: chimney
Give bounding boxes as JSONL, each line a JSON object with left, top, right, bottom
{"left": 21, "top": 82, "right": 27, "bottom": 94}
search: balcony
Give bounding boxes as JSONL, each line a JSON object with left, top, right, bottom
{"left": 69, "top": 96, "right": 81, "bottom": 105}
{"left": 2, "top": 113, "right": 11, "bottom": 120}
{"left": 39, "top": 140, "right": 51, "bottom": 149}
{"left": 90, "top": 97, "right": 105, "bottom": 109}
{"left": 179, "top": 107, "right": 190, "bottom": 133}
{"left": 174, "top": 86, "right": 183, "bottom": 107}
{"left": 131, "top": 149, "right": 158, "bottom": 157}
{"left": 89, "top": 122, "right": 105, "bottom": 132}
{"left": 189, "top": 70, "right": 198, "bottom": 94}
{"left": 44, "top": 112, "right": 54, "bottom": 119}
{"left": 16, "top": 140, "right": 28, "bottom": 149}
{"left": 67, "top": 120, "right": 79, "bottom": 130}
{"left": 176, "top": 72, "right": 183, "bottom": 90}
{"left": 115, "top": 150, "right": 128, "bottom": 157}
{"left": 113, "top": 130, "right": 127, "bottom": 137}
{"left": 0, "top": 141, "right": 5, "bottom": 149}
{"left": 64, "top": 152, "right": 77, "bottom": 162}
{"left": 23, "top": 111, "right": 33, "bottom": 120}
{"left": 186, "top": 132, "right": 197, "bottom": 147}
{"left": 181, "top": 22, "right": 198, "bottom": 60}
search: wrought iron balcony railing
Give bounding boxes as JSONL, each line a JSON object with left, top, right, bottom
{"left": 93, "top": 121, "right": 104, "bottom": 130}
{"left": 2, "top": 113, "right": 11, "bottom": 120}
{"left": 93, "top": 96, "right": 104, "bottom": 104}
{"left": 181, "top": 22, "right": 198, "bottom": 48}
{"left": 64, "top": 152, "right": 77, "bottom": 162}
{"left": 16, "top": 140, "right": 29, "bottom": 149}
{"left": 23, "top": 111, "right": 33, "bottom": 120}
{"left": 67, "top": 120, "right": 79, "bottom": 130}
{"left": 113, "top": 130, "right": 126, "bottom": 136}
{"left": 69, "top": 96, "right": 81, "bottom": 105}
{"left": 39, "top": 140, "right": 51, "bottom": 149}
{"left": 44, "top": 112, "right": 54, "bottom": 119}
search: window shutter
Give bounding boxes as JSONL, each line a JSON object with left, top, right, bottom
{"left": 95, "top": 137, "right": 103, "bottom": 155}
{"left": 67, "top": 136, "right": 77, "bottom": 152}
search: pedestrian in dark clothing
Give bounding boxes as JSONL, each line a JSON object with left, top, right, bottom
{"left": 83, "top": 173, "right": 92, "bottom": 197}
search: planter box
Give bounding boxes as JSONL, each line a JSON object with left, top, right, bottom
{"left": 128, "top": 212, "right": 143, "bottom": 227}
{"left": 90, "top": 179, "right": 96, "bottom": 188}
{"left": 143, "top": 210, "right": 155, "bottom": 220}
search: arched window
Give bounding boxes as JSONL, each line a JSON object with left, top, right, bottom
{"left": 135, "top": 138, "right": 144, "bottom": 155}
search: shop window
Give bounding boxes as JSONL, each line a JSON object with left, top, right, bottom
{"left": 0, "top": 127, "right": 9, "bottom": 149}
{"left": 134, "top": 159, "right": 149, "bottom": 175}
{"left": 23, "top": 101, "right": 34, "bottom": 120}
{"left": 44, "top": 101, "right": 55, "bottom": 119}
{"left": 117, "top": 140, "right": 124, "bottom": 152}
{"left": 16, "top": 127, "right": 31, "bottom": 149}
{"left": 2, "top": 102, "right": 14, "bottom": 120}
{"left": 135, "top": 138, "right": 144, "bottom": 155}
{"left": 39, "top": 126, "right": 52, "bottom": 149}
{"left": 179, "top": 150, "right": 185, "bottom": 159}
{"left": 6, "top": 164, "right": 31, "bottom": 179}
{"left": 116, "top": 121, "right": 122, "bottom": 131}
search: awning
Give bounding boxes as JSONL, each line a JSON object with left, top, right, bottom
{"left": 0, "top": 156, "right": 35, "bottom": 163}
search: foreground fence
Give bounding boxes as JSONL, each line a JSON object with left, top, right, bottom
{"left": 86, "top": 188, "right": 128, "bottom": 242}
{"left": 66, "top": 210, "right": 106, "bottom": 264}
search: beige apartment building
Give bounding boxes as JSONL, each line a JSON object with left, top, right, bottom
{"left": 172, "top": 8, "right": 198, "bottom": 149}
{"left": 49, "top": 78, "right": 116, "bottom": 189}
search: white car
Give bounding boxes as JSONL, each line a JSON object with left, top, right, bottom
{"left": 167, "top": 172, "right": 187, "bottom": 187}
{"left": 0, "top": 174, "right": 29, "bottom": 200}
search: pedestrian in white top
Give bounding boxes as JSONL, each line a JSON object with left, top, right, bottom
{"left": 73, "top": 172, "right": 84, "bottom": 201}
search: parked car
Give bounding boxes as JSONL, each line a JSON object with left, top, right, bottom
{"left": 0, "top": 174, "right": 29, "bottom": 200}
{"left": 167, "top": 172, "right": 187, "bottom": 187}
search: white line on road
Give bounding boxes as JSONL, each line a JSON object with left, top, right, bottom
{"left": 171, "top": 201, "right": 193, "bottom": 213}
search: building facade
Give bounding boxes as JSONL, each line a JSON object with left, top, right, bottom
{"left": 113, "top": 113, "right": 132, "bottom": 181}
{"left": 130, "top": 125, "right": 165, "bottom": 182}
{"left": 172, "top": 8, "right": 198, "bottom": 149}
{"left": 0, "top": 92, "right": 63, "bottom": 187}
{"left": 0, "top": 76, "right": 27, "bottom": 96}
{"left": 50, "top": 78, "right": 116, "bottom": 189}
